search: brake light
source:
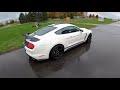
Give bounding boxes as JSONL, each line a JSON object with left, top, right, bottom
{"left": 27, "top": 43, "right": 34, "bottom": 49}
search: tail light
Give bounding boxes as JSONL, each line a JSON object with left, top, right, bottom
{"left": 27, "top": 43, "right": 34, "bottom": 49}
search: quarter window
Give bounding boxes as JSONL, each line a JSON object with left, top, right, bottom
{"left": 31, "top": 26, "right": 57, "bottom": 36}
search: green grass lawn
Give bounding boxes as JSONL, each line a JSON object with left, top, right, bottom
{"left": 0, "top": 22, "right": 51, "bottom": 54}
{"left": 0, "top": 18, "right": 115, "bottom": 54}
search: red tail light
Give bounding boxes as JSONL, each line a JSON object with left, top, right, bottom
{"left": 27, "top": 43, "right": 34, "bottom": 49}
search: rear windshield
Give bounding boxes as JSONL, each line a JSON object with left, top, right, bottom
{"left": 31, "top": 26, "right": 57, "bottom": 36}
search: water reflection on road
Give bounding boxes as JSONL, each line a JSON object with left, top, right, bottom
{"left": 29, "top": 42, "right": 91, "bottom": 78}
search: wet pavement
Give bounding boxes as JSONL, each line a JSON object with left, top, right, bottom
{"left": 1, "top": 21, "right": 120, "bottom": 78}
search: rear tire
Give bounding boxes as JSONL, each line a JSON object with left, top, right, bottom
{"left": 86, "top": 34, "right": 92, "bottom": 43}
{"left": 50, "top": 45, "right": 64, "bottom": 60}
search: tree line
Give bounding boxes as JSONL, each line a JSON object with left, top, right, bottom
{"left": 0, "top": 19, "right": 18, "bottom": 27}
{"left": 48, "top": 12, "right": 85, "bottom": 19}
{"left": 19, "top": 12, "right": 100, "bottom": 24}
{"left": 89, "top": 14, "right": 99, "bottom": 18}
{"left": 19, "top": 12, "right": 87, "bottom": 24}
{"left": 19, "top": 12, "right": 48, "bottom": 24}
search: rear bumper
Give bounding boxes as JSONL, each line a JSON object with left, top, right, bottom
{"left": 24, "top": 46, "right": 50, "bottom": 61}
{"left": 25, "top": 50, "right": 48, "bottom": 60}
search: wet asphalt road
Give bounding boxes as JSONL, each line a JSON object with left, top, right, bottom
{"left": 1, "top": 21, "right": 120, "bottom": 78}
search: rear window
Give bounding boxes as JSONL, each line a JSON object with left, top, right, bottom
{"left": 31, "top": 26, "right": 57, "bottom": 36}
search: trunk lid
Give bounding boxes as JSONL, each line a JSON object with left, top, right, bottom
{"left": 24, "top": 33, "right": 42, "bottom": 47}
{"left": 24, "top": 33, "right": 41, "bottom": 42}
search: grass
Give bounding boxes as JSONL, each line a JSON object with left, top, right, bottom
{"left": 48, "top": 18, "right": 114, "bottom": 24}
{"left": 0, "top": 18, "right": 115, "bottom": 54}
{"left": 75, "top": 23, "right": 96, "bottom": 29}
{"left": 0, "top": 22, "right": 50, "bottom": 53}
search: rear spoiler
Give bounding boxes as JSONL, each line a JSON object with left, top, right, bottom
{"left": 24, "top": 33, "right": 39, "bottom": 42}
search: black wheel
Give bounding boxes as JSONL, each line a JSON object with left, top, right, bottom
{"left": 86, "top": 34, "right": 92, "bottom": 43}
{"left": 50, "top": 45, "right": 64, "bottom": 60}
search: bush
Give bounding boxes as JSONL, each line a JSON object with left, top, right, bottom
{"left": 9, "top": 20, "right": 15, "bottom": 24}
{"left": 89, "top": 14, "right": 92, "bottom": 18}
{"left": 0, "top": 23, "right": 3, "bottom": 27}
{"left": 60, "top": 15, "right": 64, "bottom": 19}
{"left": 96, "top": 15, "right": 99, "bottom": 18}
{"left": 19, "top": 13, "right": 25, "bottom": 24}
{"left": 5, "top": 21, "right": 9, "bottom": 25}
{"left": 92, "top": 14, "right": 95, "bottom": 18}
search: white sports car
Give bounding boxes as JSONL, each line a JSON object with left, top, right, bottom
{"left": 24, "top": 23, "right": 92, "bottom": 61}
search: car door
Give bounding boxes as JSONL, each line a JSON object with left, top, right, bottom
{"left": 55, "top": 27, "right": 74, "bottom": 48}
{"left": 73, "top": 26, "right": 87, "bottom": 43}
{"left": 76, "top": 27, "right": 87, "bottom": 42}
{"left": 67, "top": 26, "right": 81, "bottom": 45}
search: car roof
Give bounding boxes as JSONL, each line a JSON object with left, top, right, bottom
{"left": 49, "top": 23, "right": 75, "bottom": 28}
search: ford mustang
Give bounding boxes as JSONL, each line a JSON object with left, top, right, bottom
{"left": 24, "top": 23, "right": 92, "bottom": 61}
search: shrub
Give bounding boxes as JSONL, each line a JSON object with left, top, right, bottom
{"left": 96, "top": 15, "right": 99, "bottom": 18}
{"left": 5, "top": 21, "right": 8, "bottom": 25}
{"left": 92, "top": 14, "right": 95, "bottom": 18}
{"left": 0, "top": 23, "right": 3, "bottom": 27}
{"left": 9, "top": 20, "right": 15, "bottom": 24}
{"left": 89, "top": 14, "right": 92, "bottom": 18}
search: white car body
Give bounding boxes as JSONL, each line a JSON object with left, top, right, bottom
{"left": 24, "top": 23, "right": 92, "bottom": 61}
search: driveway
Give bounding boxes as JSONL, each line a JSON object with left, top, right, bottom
{"left": 0, "top": 21, "right": 120, "bottom": 78}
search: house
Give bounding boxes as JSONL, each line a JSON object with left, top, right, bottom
{"left": 73, "top": 12, "right": 88, "bottom": 18}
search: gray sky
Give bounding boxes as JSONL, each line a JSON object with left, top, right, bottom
{"left": 0, "top": 12, "right": 120, "bottom": 22}
{"left": 0, "top": 12, "right": 24, "bottom": 22}
{"left": 88, "top": 12, "right": 120, "bottom": 19}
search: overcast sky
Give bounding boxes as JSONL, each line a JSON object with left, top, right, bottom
{"left": 0, "top": 12, "right": 24, "bottom": 22}
{"left": 88, "top": 12, "right": 120, "bottom": 19}
{"left": 0, "top": 12, "right": 120, "bottom": 22}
